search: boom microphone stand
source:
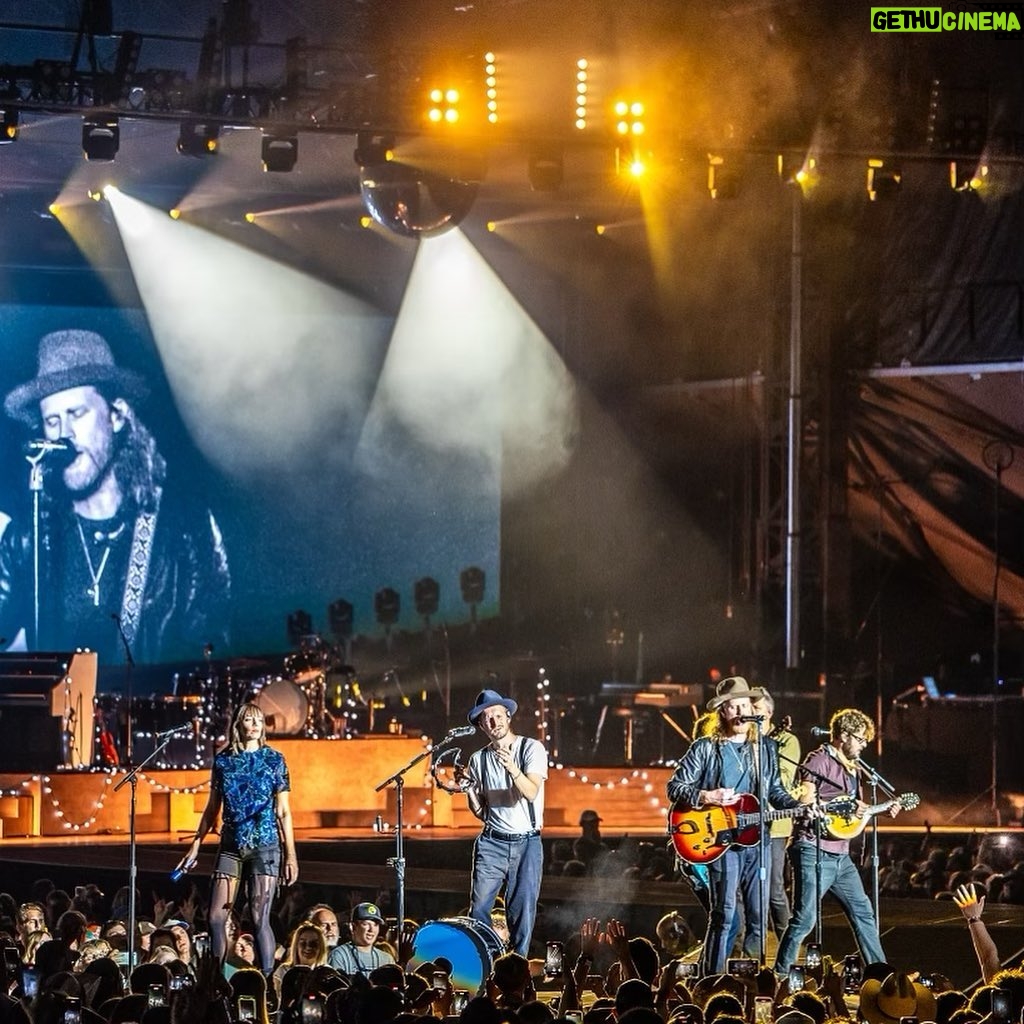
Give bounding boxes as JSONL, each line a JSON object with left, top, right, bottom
{"left": 751, "top": 716, "right": 769, "bottom": 967}
{"left": 112, "top": 613, "right": 135, "bottom": 766}
{"left": 779, "top": 747, "right": 834, "bottom": 946}
{"left": 113, "top": 723, "right": 192, "bottom": 972}
{"left": 854, "top": 756, "right": 897, "bottom": 922}
{"left": 375, "top": 726, "right": 474, "bottom": 939}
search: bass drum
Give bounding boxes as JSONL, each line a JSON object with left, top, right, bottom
{"left": 251, "top": 676, "right": 309, "bottom": 736}
{"left": 406, "top": 917, "right": 505, "bottom": 995}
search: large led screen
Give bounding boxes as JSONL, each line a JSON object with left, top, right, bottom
{"left": 0, "top": 300, "right": 502, "bottom": 681}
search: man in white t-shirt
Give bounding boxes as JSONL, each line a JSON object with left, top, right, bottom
{"left": 455, "top": 688, "right": 548, "bottom": 956}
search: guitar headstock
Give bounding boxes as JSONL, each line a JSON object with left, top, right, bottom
{"left": 897, "top": 792, "right": 920, "bottom": 811}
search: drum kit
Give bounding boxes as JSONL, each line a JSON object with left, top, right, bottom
{"left": 406, "top": 917, "right": 505, "bottom": 995}
{"left": 92, "top": 634, "right": 361, "bottom": 767}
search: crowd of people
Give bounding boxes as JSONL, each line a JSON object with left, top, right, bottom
{"left": 5, "top": 669, "right": 1024, "bottom": 1024}
{"left": 1, "top": 870, "right": 1022, "bottom": 1024}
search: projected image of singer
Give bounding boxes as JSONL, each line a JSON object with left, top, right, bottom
{"left": 0, "top": 329, "right": 230, "bottom": 665}
{"left": 453, "top": 688, "right": 548, "bottom": 956}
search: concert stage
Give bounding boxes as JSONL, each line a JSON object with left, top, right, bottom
{"left": 3, "top": 735, "right": 1024, "bottom": 993}
{"left": 0, "top": 735, "right": 676, "bottom": 838}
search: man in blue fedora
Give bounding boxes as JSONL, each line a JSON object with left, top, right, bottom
{"left": 455, "top": 687, "right": 548, "bottom": 956}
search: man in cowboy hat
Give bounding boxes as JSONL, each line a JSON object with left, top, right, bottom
{"left": 858, "top": 971, "right": 937, "bottom": 1024}
{"left": 667, "top": 676, "right": 812, "bottom": 975}
{"left": 454, "top": 687, "right": 548, "bottom": 956}
{"left": 0, "top": 328, "right": 230, "bottom": 671}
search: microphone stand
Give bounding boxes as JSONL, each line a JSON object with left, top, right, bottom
{"left": 113, "top": 725, "right": 190, "bottom": 973}
{"left": 374, "top": 732, "right": 462, "bottom": 940}
{"left": 26, "top": 450, "right": 45, "bottom": 647}
{"left": 753, "top": 718, "right": 769, "bottom": 967}
{"left": 112, "top": 613, "right": 135, "bottom": 766}
{"left": 855, "top": 757, "right": 898, "bottom": 923}
{"left": 779, "top": 748, "right": 834, "bottom": 946}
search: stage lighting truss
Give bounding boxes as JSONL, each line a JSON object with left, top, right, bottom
{"left": 82, "top": 115, "right": 119, "bottom": 161}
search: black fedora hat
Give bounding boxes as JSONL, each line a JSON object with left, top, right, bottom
{"left": 4, "top": 329, "right": 148, "bottom": 427}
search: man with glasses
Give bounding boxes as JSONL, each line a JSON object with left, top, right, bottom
{"left": 774, "top": 708, "right": 900, "bottom": 977}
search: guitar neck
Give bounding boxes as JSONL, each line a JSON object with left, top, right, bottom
{"left": 863, "top": 800, "right": 896, "bottom": 818}
{"left": 737, "top": 805, "right": 803, "bottom": 826}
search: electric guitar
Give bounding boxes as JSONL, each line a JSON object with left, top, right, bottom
{"left": 668, "top": 794, "right": 811, "bottom": 864}
{"left": 819, "top": 792, "right": 920, "bottom": 840}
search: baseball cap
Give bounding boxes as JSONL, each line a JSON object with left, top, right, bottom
{"left": 351, "top": 902, "right": 384, "bottom": 924}
{"left": 580, "top": 809, "right": 602, "bottom": 824}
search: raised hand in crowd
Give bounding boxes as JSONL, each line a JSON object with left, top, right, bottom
{"left": 953, "top": 881, "right": 1000, "bottom": 983}
{"left": 605, "top": 917, "right": 639, "bottom": 981}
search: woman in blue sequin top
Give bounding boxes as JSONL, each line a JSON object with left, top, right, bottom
{"left": 174, "top": 702, "right": 298, "bottom": 973}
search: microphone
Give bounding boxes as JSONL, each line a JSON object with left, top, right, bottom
{"left": 735, "top": 715, "right": 765, "bottom": 723}
{"left": 447, "top": 725, "right": 476, "bottom": 738}
{"left": 24, "top": 438, "right": 74, "bottom": 454}
{"left": 810, "top": 726, "right": 831, "bottom": 738}
{"left": 156, "top": 723, "right": 192, "bottom": 739}
{"left": 169, "top": 858, "right": 196, "bottom": 883}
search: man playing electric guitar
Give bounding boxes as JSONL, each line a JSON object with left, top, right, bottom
{"left": 774, "top": 707, "right": 902, "bottom": 978}
{"left": 667, "top": 676, "right": 813, "bottom": 975}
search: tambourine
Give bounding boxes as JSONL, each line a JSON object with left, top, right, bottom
{"left": 430, "top": 746, "right": 474, "bottom": 794}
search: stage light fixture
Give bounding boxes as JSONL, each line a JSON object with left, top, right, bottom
{"left": 575, "top": 59, "right": 589, "bottom": 130}
{"left": 613, "top": 98, "right": 647, "bottom": 178}
{"left": 427, "top": 86, "right": 460, "bottom": 125}
{"left": 353, "top": 130, "right": 394, "bottom": 167}
{"left": 707, "top": 154, "right": 741, "bottom": 200}
{"left": 950, "top": 159, "right": 988, "bottom": 193}
{"left": 82, "top": 115, "right": 119, "bottom": 161}
{"left": 460, "top": 566, "right": 485, "bottom": 605}
{"left": 777, "top": 152, "right": 819, "bottom": 192}
{"left": 328, "top": 598, "right": 354, "bottom": 640}
{"left": 866, "top": 158, "right": 901, "bottom": 201}
{"left": 261, "top": 130, "right": 298, "bottom": 172}
{"left": 1, "top": 108, "right": 19, "bottom": 143}
{"left": 527, "top": 143, "right": 564, "bottom": 191}
{"left": 286, "top": 609, "right": 314, "bottom": 647}
{"left": 414, "top": 577, "right": 440, "bottom": 624}
{"left": 484, "top": 52, "right": 498, "bottom": 124}
{"left": 177, "top": 120, "right": 219, "bottom": 157}
{"left": 460, "top": 566, "right": 485, "bottom": 630}
{"left": 374, "top": 587, "right": 401, "bottom": 627}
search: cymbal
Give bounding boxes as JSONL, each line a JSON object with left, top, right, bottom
{"left": 228, "top": 656, "right": 272, "bottom": 671}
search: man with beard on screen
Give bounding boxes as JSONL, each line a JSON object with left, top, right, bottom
{"left": 0, "top": 328, "right": 230, "bottom": 669}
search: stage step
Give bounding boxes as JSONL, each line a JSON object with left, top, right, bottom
{"left": 0, "top": 792, "right": 35, "bottom": 837}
